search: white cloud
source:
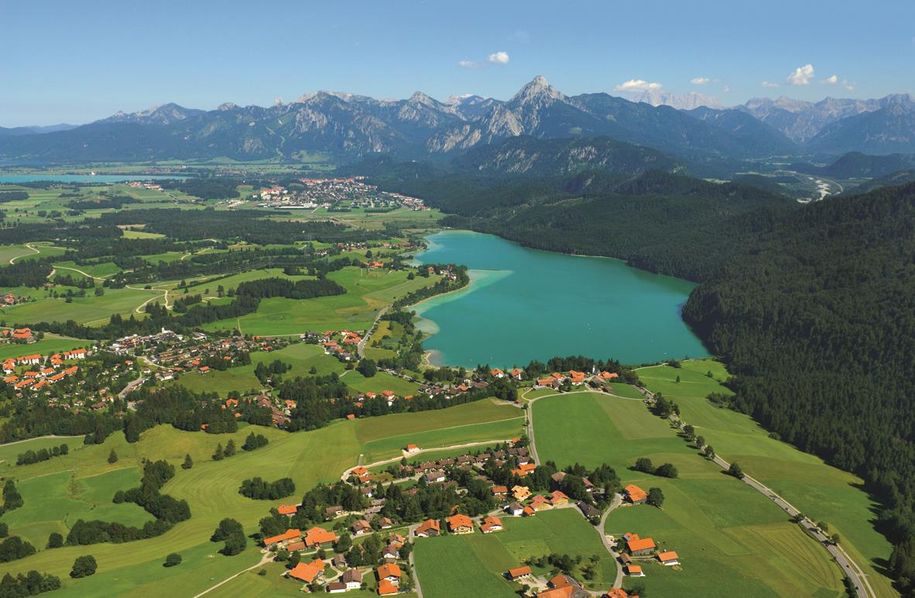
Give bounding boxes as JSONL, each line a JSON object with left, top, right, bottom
{"left": 614, "top": 79, "right": 663, "bottom": 92}
{"left": 844, "top": 81, "right": 856, "bottom": 91}
{"left": 761, "top": 81, "right": 780, "bottom": 88}
{"left": 487, "top": 51, "right": 510, "bottom": 64}
{"left": 823, "top": 74, "right": 839, "bottom": 85}
{"left": 690, "top": 77, "right": 710, "bottom": 85}
{"left": 787, "top": 63, "right": 815, "bottom": 86}
{"left": 457, "top": 59, "right": 479, "bottom": 69}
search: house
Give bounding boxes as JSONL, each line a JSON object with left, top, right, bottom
{"left": 286, "top": 541, "right": 306, "bottom": 552}
{"left": 530, "top": 495, "right": 552, "bottom": 512}
{"left": 569, "top": 370, "right": 587, "bottom": 385}
{"left": 624, "top": 533, "right": 656, "bottom": 556}
{"left": 424, "top": 469, "right": 446, "bottom": 484}
{"left": 341, "top": 568, "right": 362, "bottom": 590}
{"left": 62, "top": 348, "right": 87, "bottom": 360}
{"left": 599, "top": 371, "right": 619, "bottom": 381}
{"left": 549, "top": 490, "right": 570, "bottom": 506}
{"left": 512, "top": 485, "right": 532, "bottom": 501}
{"left": 304, "top": 526, "right": 338, "bottom": 548}
{"left": 2, "top": 359, "right": 15, "bottom": 373}
{"left": 327, "top": 581, "right": 347, "bottom": 594}
{"left": 17, "top": 354, "right": 41, "bottom": 366}
{"left": 277, "top": 504, "right": 298, "bottom": 516}
{"left": 414, "top": 519, "right": 441, "bottom": 537}
{"left": 287, "top": 559, "right": 324, "bottom": 583}
{"left": 377, "top": 579, "right": 398, "bottom": 595}
{"left": 404, "top": 443, "right": 420, "bottom": 454}
{"left": 376, "top": 563, "right": 401, "bottom": 590}
{"left": 505, "top": 502, "right": 524, "bottom": 517}
{"left": 325, "top": 505, "right": 346, "bottom": 519}
{"left": 522, "top": 506, "right": 536, "bottom": 517}
{"left": 510, "top": 368, "right": 524, "bottom": 380}
{"left": 480, "top": 516, "right": 503, "bottom": 534}
{"left": 351, "top": 519, "right": 372, "bottom": 536}
{"left": 605, "top": 590, "right": 630, "bottom": 598}
{"left": 512, "top": 462, "right": 537, "bottom": 477}
{"left": 446, "top": 514, "right": 474, "bottom": 534}
{"left": 536, "top": 376, "right": 557, "bottom": 388}
{"left": 490, "top": 368, "right": 505, "bottom": 378}
{"left": 491, "top": 485, "right": 508, "bottom": 497}
{"left": 506, "top": 566, "right": 532, "bottom": 580}
{"left": 577, "top": 501, "right": 601, "bottom": 521}
{"left": 624, "top": 484, "right": 647, "bottom": 504}
{"left": 383, "top": 543, "right": 400, "bottom": 560}
{"left": 263, "top": 528, "right": 301, "bottom": 548}
{"left": 657, "top": 550, "right": 680, "bottom": 566}
{"left": 624, "top": 564, "right": 645, "bottom": 577}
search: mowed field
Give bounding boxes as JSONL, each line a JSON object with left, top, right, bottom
{"left": 414, "top": 509, "right": 616, "bottom": 598}
{"left": 532, "top": 391, "right": 845, "bottom": 598}
{"left": 3, "top": 286, "right": 158, "bottom": 326}
{"left": 0, "top": 334, "right": 90, "bottom": 360}
{"left": 202, "top": 267, "right": 442, "bottom": 336}
{"left": 636, "top": 359, "right": 897, "bottom": 598}
{"left": 0, "top": 400, "right": 520, "bottom": 597}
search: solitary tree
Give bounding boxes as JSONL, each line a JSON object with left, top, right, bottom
{"left": 164, "top": 553, "right": 182, "bottom": 567}
{"left": 223, "top": 440, "right": 236, "bottom": 458}
{"left": 728, "top": 462, "right": 744, "bottom": 479}
{"left": 647, "top": 487, "right": 665, "bottom": 508}
{"left": 634, "top": 457, "right": 654, "bottom": 473}
{"left": 212, "top": 443, "right": 224, "bottom": 461}
{"left": 655, "top": 463, "right": 679, "bottom": 479}
{"left": 47, "top": 533, "right": 64, "bottom": 549}
{"left": 182, "top": 454, "right": 194, "bottom": 470}
{"left": 107, "top": 449, "right": 118, "bottom": 464}
{"left": 70, "top": 555, "right": 97, "bottom": 578}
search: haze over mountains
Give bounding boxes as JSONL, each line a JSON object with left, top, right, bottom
{"left": 1, "top": 76, "right": 913, "bottom": 164}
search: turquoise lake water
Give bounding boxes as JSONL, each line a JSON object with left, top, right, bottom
{"left": 414, "top": 230, "right": 709, "bottom": 368}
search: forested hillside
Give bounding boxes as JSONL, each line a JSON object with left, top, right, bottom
{"left": 371, "top": 169, "right": 915, "bottom": 592}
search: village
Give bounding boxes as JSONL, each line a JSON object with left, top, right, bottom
{"left": 252, "top": 178, "right": 427, "bottom": 212}
{"left": 254, "top": 429, "right": 681, "bottom": 597}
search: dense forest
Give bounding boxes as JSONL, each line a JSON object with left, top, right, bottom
{"left": 368, "top": 166, "right": 915, "bottom": 593}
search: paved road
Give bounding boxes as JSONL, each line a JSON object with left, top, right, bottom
{"left": 9, "top": 242, "right": 41, "bottom": 264}
{"left": 193, "top": 552, "right": 273, "bottom": 598}
{"left": 596, "top": 494, "right": 625, "bottom": 589}
{"left": 357, "top": 306, "right": 388, "bottom": 358}
{"left": 633, "top": 381, "right": 875, "bottom": 598}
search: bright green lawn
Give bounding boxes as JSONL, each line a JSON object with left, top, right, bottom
{"left": 3, "top": 287, "right": 156, "bottom": 326}
{"left": 342, "top": 369, "right": 421, "bottom": 397}
{"left": 202, "top": 267, "right": 441, "bottom": 336}
{"left": 0, "top": 334, "right": 90, "bottom": 360}
{"left": 414, "top": 509, "right": 616, "bottom": 598}
{"left": 637, "top": 359, "right": 896, "bottom": 598}
{"left": 533, "top": 391, "right": 844, "bottom": 598}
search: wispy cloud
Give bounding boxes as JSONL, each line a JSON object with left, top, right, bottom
{"left": 487, "top": 51, "right": 510, "bottom": 64}
{"left": 457, "top": 59, "right": 479, "bottom": 69}
{"left": 822, "top": 74, "right": 855, "bottom": 91}
{"left": 614, "top": 79, "right": 662, "bottom": 92}
{"left": 787, "top": 64, "right": 815, "bottom": 85}
{"left": 761, "top": 81, "right": 780, "bottom": 88}
{"left": 690, "top": 77, "right": 710, "bottom": 85}
{"left": 823, "top": 74, "right": 839, "bottom": 85}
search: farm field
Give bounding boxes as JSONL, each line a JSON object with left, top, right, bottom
{"left": 2, "top": 286, "right": 157, "bottom": 326}
{"left": 637, "top": 359, "right": 896, "bottom": 598}
{"left": 532, "top": 391, "right": 845, "bottom": 597}
{"left": 173, "top": 343, "right": 345, "bottom": 396}
{"left": 52, "top": 260, "right": 122, "bottom": 279}
{"left": 0, "top": 400, "right": 520, "bottom": 596}
{"left": 285, "top": 206, "right": 443, "bottom": 231}
{"left": 413, "top": 509, "right": 616, "bottom": 598}
{"left": 341, "top": 369, "right": 421, "bottom": 397}
{"left": 0, "top": 334, "right": 90, "bottom": 360}
{"left": 0, "top": 242, "right": 67, "bottom": 263}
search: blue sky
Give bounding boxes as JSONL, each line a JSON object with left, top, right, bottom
{"left": 2, "top": 0, "right": 914, "bottom": 126}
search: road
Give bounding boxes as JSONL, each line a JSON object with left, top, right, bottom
{"left": 634, "top": 381, "right": 875, "bottom": 598}
{"left": 9, "top": 242, "right": 41, "bottom": 264}
{"left": 192, "top": 552, "right": 273, "bottom": 598}
{"left": 356, "top": 306, "right": 388, "bottom": 359}
{"left": 596, "top": 494, "right": 625, "bottom": 589}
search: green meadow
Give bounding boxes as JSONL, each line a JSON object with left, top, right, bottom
{"left": 202, "top": 267, "right": 442, "bottom": 336}
{"left": 3, "top": 286, "right": 157, "bottom": 326}
{"left": 0, "top": 334, "right": 89, "bottom": 360}
{"left": 413, "top": 509, "right": 617, "bottom": 598}
{"left": 0, "top": 400, "right": 520, "bottom": 596}
{"left": 636, "top": 359, "right": 896, "bottom": 598}
{"left": 532, "top": 391, "right": 845, "bottom": 598}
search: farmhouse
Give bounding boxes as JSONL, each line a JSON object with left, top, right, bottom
{"left": 424, "top": 469, "right": 446, "bottom": 483}
{"left": 624, "top": 484, "right": 647, "bottom": 504}
{"left": 530, "top": 495, "right": 552, "bottom": 512}
{"left": 568, "top": 370, "right": 587, "bottom": 385}
{"left": 304, "top": 526, "right": 338, "bottom": 548}
{"left": 549, "top": 490, "right": 570, "bottom": 506}
{"left": 512, "top": 485, "right": 532, "bottom": 501}
{"left": 505, "top": 502, "right": 524, "bottom": 516}
{"left": 415, "top": 518, "right": 441, "bottom": 537}
{"left": 658, "top": 550, "right": 680, "bottom": 566}
{"left": 326, "top": 582, "right": 347, "bottom": 594}
{"left": 288, "top": 559, "right": 325, "bottom": 583}
{"left": 624, "top": 564, "right": 645, "bottom": 577}
{"left": 624, "top": 533, "right": 656, "bottom": 556}
{"left": 341, "top": 568, "right": 362, "bottom": 589}
{"left": 351, "top": 519, "right": 372, "bottom": 536}
{"left": 480, "top": 515, "right": 503, "bottom": 533}
{"left": 263, "top": 528, "right": 301, "bottom": 548}
{"left": 491, "top": 484, "right": 508, "bottom": 497}
{"left": 446, "top": 514, "right": 474, "bottom": 534}
{"left": 277, "top": 503, "right": 298, "bottom": 516}
{"left": 506, "top": 566, "right": 532, "bottom": 580}
{"left": 512, "top": 462, "right": 537, "bottom": 477}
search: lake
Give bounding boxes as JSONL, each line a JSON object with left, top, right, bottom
{"left": 0, "top": 174, "right": 183, "bottom": 183}
{"left": 414, "top": 230, "right": 709, "bottom": 368}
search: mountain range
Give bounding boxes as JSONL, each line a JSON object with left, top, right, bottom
{"left": 1, "top": 77, "right": 913, "bottom": 165}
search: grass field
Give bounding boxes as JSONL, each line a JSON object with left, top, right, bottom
{"left": 0, "top": 334, "right": 90, "bottom": 360}
{"left": 341, "top": 369, "right": 421, "bottom": 397}
{"left": 413, "top": 509, "right": 616, "bottom": 598}
{"left": 0, "top": 400, "right": 523, "bottom": 596}
{"left": 3, "top": 286, "right": 156, "bottom": 326}
{"left": 532, "top": 391, "right": 845, "bottom": 597}
{"left": 636, "top": 359, "right": 897, "bottom": 598}
{"left": 285, "top": 207, "right": 443, "bottom": 231}
{"left": 202, "top": 267, "right": 441, "bottom": 336}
